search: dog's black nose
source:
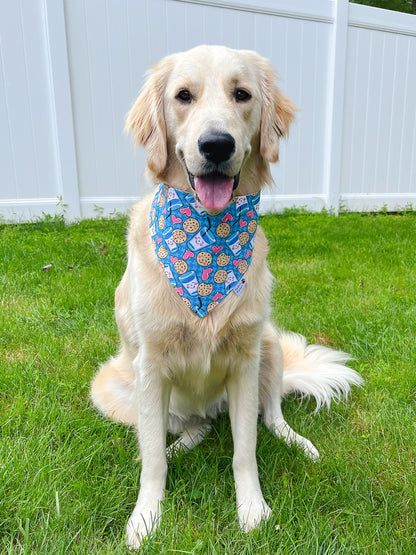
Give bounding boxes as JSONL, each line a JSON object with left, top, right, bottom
{"left": 198, "top": 131, "right": 235, "bottom": 164}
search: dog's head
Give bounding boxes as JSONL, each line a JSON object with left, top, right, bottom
{"left": 126, "top": 45, "right": 295, "bottom": 212}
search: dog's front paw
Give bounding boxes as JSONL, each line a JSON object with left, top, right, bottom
{"left": 126, "top": 504, "right": 161, "bottom": 550}
{"left": 238, "top": 496, "right": 271, "bottom": 532}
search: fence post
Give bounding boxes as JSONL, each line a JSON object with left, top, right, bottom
{"left": 323, "top": 0, "right": 349, "bottom": 214}
{"left": 43, "top": 0, "right": 80, "bottom": 219}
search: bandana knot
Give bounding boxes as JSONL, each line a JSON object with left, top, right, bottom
{"left": 150, "top": 184, "right": 260, "bottom": 317}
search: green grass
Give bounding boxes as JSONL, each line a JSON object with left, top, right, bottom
{"left": 1, "top": 211, "right": 416, "bottom": 554}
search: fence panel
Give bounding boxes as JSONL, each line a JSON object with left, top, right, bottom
{"left": 340, "top": 3, "right": 416, "bottom": 210}
{"left": 0, "top": 0, "right": 63, "bottom": 219}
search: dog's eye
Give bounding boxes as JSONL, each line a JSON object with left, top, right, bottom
{"left": 235, "top": 89, "right": 251, "bottom": 102}
{"left": 176, "top": 90, "right": 192, "bottom": 103}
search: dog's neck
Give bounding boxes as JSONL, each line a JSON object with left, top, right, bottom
{"left": 149, "top": 184, "right": 260, "bottom": 317}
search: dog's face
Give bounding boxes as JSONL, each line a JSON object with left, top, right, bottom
{"left": 126, "top": 45, "right": 295, "bottom": 211}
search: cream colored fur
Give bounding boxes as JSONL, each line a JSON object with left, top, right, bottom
{"left": 90, "top": 45, "right": 362, "bottom": 549}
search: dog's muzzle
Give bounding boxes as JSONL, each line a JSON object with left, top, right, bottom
{"left": 186, "top": 130, "right": 240, "bottom": 212}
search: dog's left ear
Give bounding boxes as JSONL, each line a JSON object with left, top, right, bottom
{"left": 259, "top": 61, "right": 296, "bottom": 164}
{"left": 125, "top": 56, "right": 173, "bottom": 177}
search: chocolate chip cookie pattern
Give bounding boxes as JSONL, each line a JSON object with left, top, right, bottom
{"left": 150, "top": 184, "right": 260, "bottom": 317}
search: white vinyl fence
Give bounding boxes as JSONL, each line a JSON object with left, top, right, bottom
{"left": 0, "top": 0, "right": 415, "bottom": 221}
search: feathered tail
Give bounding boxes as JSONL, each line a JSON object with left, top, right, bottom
{"left": 278, "top": 332, "right": 363, "bottom": 411}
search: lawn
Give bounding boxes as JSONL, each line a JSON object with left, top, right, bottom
{"left": 1, "top": 210, "right": 415, "bottom": 554}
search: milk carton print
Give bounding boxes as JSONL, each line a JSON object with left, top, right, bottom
{"left": 225, "top": 270, "right": 238, "bottom": 291}
{"left": 167, "top": 187, "right": 182, "bottom": 211}
{"left": 186, "top": 194, "right": 207, "bottom": 215}
{"left": 162, "top": 227, "right": 178, "bottom": 252}
{"left": 235, "top": 195, "right": 248, "bottom": 216}
{"left": 164, "top": 265, "right": 174, "bottom": 280}
{"left": 189, "top": 228, "right": 215, "bottom": 251}
{"left": 195, "top": 306, "right": 206, "bottom": 317}
{"left": 179, "top": 270, "right": 199, "bottom": 296}
{"left": 227, "top": 231, "right": 242, "bottom": 255}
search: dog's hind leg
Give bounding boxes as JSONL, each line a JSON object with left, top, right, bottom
{"left": 166, "top": 422, "right": 212, "bottom": 458}
{"left": 90, "top": 346, "right": 138, "bottom": 426}
{"left": 259, "top": 323, "right": 319, "bottom": 460}
{"left": 91, "top": 272, "right": 140, "bottom": 426}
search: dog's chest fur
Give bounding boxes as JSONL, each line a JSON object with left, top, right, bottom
{"left": 160, "top": 319, "right": 263, "bottom": 420}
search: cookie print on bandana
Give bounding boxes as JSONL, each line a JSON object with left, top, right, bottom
{"left": 150, "top": 184, "right": 260, "bottom": 318}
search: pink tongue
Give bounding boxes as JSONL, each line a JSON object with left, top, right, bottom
{"left": 194, "top": 175, "right": 234, "bottom": 211}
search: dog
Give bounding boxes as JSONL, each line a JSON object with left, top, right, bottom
{"left": 90, "top": 45, "right": 362, "bottom": 549}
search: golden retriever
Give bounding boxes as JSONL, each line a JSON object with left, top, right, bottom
{"left": 90, "top": 45, "right": 362, "bottom": 549}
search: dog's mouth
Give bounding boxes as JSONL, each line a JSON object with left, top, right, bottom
{"left": 187, "top": 171, "right": 240, "bottom": 212}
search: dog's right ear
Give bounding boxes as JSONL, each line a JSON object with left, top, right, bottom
{"left": 259, "top": 59, "right": 296, "bottom": 164}
{"left": 125, "top": 57, "right": 173, "bottom": 177}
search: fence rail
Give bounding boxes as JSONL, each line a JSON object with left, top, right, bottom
{"left": 0, "top": 0, "right": 415, "bottom": 221}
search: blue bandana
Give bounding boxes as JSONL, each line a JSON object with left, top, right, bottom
{"left": 150, "top": 184, "right": 260, "bottom": 317}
